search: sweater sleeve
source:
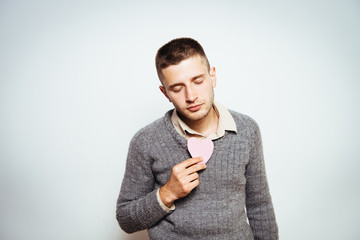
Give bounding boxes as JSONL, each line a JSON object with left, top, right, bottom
{"left": 116, "top": 136, "right": 171, "bottom": 233}
{"left": 245, "top": 121, "right": 278, "bottom": 240}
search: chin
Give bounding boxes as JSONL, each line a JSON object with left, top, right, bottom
{"left": 183, "top": 109, "right": 208, "bottom": 122}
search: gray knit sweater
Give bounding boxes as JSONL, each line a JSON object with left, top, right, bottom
{"left": 116, "top": 110, "right": 278, "bottom": 240}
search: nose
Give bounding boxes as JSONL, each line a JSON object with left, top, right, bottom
{"left": 185, "top": 86, "right": 197, "bottom": 102}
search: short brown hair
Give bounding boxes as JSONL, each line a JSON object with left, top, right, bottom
{"left": 155, "top": 37, "right": 210, "bottom": 82}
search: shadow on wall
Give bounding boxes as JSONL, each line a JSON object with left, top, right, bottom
{"left": 120, "top": 230, "right": 149, "bottom": 240}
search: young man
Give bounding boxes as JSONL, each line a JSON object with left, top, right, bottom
{"left": 116, "top": 38, "right": 278, "bottom": 239}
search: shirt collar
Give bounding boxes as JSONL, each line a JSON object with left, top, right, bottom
{"left": 170, "top": 102, "right": 237, "bottom": 140}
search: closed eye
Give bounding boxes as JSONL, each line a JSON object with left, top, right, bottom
{"left": 171, "top": 85, "right": 182, "bottom": 92}
{"left": 194, "top": 78, "right": 204, "bottom": 84}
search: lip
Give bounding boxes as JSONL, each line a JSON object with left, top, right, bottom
{"left": 187, "top": 104, "right": 202, "bottom": 112}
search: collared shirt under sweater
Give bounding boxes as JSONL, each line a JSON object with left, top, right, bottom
{"left": 116, "top": 108, "right": 278, "bottom": 240}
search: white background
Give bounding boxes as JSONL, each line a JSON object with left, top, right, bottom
{"left": 1, "top": 1, "right": 359, "bottom": 239}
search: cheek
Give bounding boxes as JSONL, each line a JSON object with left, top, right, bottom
{"left": 168, "top": 93, "right": 183, "bottom": 105}
{"left": 199, "top": 83, "right": 213, "bottom": 97}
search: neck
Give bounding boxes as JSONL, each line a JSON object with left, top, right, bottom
{"left": 181, "top": 106, "right": 219, "bottom": 137}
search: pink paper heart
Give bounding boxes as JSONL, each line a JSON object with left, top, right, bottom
{"left": 187, "top": 137, "right": 214, "bottom": 164}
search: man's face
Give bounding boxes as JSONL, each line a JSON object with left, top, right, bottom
{"left": 159, "top": 55, "right": 217, "bottom": 124}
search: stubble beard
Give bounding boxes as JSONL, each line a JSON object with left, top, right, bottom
{"left": 178, "top": 105, "right": 210, "bottom": 123}
{"left": 177, "top": 92, "right": 215, "bottom": 124}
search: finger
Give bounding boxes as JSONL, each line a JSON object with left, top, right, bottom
{"left": 174, "top": 157, "right": 203, "bottom": 172}
{"left": 188, "top": 178, "right": 200, "bottom": 190}
{"left": 186, "top": 172, "right": 199, "bottom": 182}
{"left": 185, "top": 162, "right": 206, "bottom": 175}
{"left": 172, "top": 157, "right": 205, "bottom": 179}
{"left": 181, "top": 157, "right": 204, "bottom": 169}
{"left": 182, "top": 174, "right": 200, "bottom": 194}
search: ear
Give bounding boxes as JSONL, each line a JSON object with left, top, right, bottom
{"left": 210, "top": 67, "right": 217, "bottom": 88}
{"left": 159, "top": 85, "right": 172, "bottom": 102}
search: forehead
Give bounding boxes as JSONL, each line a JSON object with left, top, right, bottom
{"left": 161, "top": 55, "right": 208, "bottom": 87}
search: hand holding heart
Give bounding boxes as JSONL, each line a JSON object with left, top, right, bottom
{"left": 159, "top": 137, "right": 214, "bottom": 207}
{"left": 159, "top": 157, "right": 207, "bottom": 208}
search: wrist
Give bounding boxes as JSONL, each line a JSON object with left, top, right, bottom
{"left": 159, "top": 185, "right": 176, "bottom": 208}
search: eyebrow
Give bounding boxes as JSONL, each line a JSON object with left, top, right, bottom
{"left": 168, "top": 74, "right": 206, "bottom": 89}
